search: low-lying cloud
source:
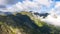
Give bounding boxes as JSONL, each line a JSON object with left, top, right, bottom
{"left": 41, "top": 2, "right": 60, "bottom": 26}
{"left": 41, "top": 13, "right": 60, "bottom": 26}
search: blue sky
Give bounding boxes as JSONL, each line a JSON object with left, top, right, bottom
{"left": 19, "top": 0, "right": 60, "bottom": 2}
{"left": 55, "top": 0, "right": 60, "bottom": 1}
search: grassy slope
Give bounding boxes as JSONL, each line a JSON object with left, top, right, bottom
{"left": 0, "top": 11, "right": 60, "bottom": 34}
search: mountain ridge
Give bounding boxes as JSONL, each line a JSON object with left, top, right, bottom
{"left": 0, "top": 11, "right": 60, "bottom": 34}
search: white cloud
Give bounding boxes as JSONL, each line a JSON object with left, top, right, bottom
{"left": 41, "top": 2, "right": 60, "bottom": 26}
{"left": 41, "top": 14, "right": 60, "bottom": 26}
{"left": 6, "top": 0, "right": 55, "bottom": 13}
{"left": 0, "top": 0, "right": 21, "bottom": 10}
{"left": 33, "top": 0, "right": 53, "bottom": 7}
{"left": 0, "top": 0, "right": 7, "bottom": 5}
{"left": 0, "top": 0, "right": 20, "bottom": 5}
{"left": 49, "top": 2, "right": 60, "bottom": 15}
{"left": 55, "top": 2, "right": 60, "bottom": 8}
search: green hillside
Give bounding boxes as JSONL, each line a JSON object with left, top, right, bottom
{"left": 0, "top": 11, "right": 60, "bottom": 34}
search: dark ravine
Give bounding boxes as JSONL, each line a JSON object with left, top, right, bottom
{"left": 0, "top": 11, "right": 60, "bottom": 34}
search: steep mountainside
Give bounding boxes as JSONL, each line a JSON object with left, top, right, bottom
{"left": 0, "top": 11, "right": 60, "bottom": 34}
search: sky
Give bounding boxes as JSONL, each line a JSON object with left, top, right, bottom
{"left": 0, "top": 0, "right": 57, "bottom": 12}
{"left": 0, "top": 0, "right": 59, "bottom": 13}
{"left": 0, "top": 0, "right": 59, "bottom": 15}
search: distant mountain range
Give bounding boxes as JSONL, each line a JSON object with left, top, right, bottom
{"left": 34, "top": 12, "right": 49, "bottom": 18}
{"left": 0, "top": 11, "right": 13, "bottom": 15}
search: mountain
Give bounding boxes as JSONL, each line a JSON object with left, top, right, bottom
{"left": 33, "top": 12, "right": 49, "bottom": 18}
{"left": 0, "top": 11, "right": 60, "bottom": 34}
{"left": 0, "top": 11, "right": 13, "bottom": 15}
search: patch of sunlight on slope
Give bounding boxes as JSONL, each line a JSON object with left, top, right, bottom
{"left": 20, "top": 11, "right": 33, "bottom": 17}
{"left": 0, "top": 22, "right": 15, "bottom": 34}
{"left": 0, "top": 22, "right": 3, "bottom": 25}
{"left": 33, "top": 19, "right": 43, "bottom": 27}
{"left": 9, "top": 26, "right": 23, "bottom": 34}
